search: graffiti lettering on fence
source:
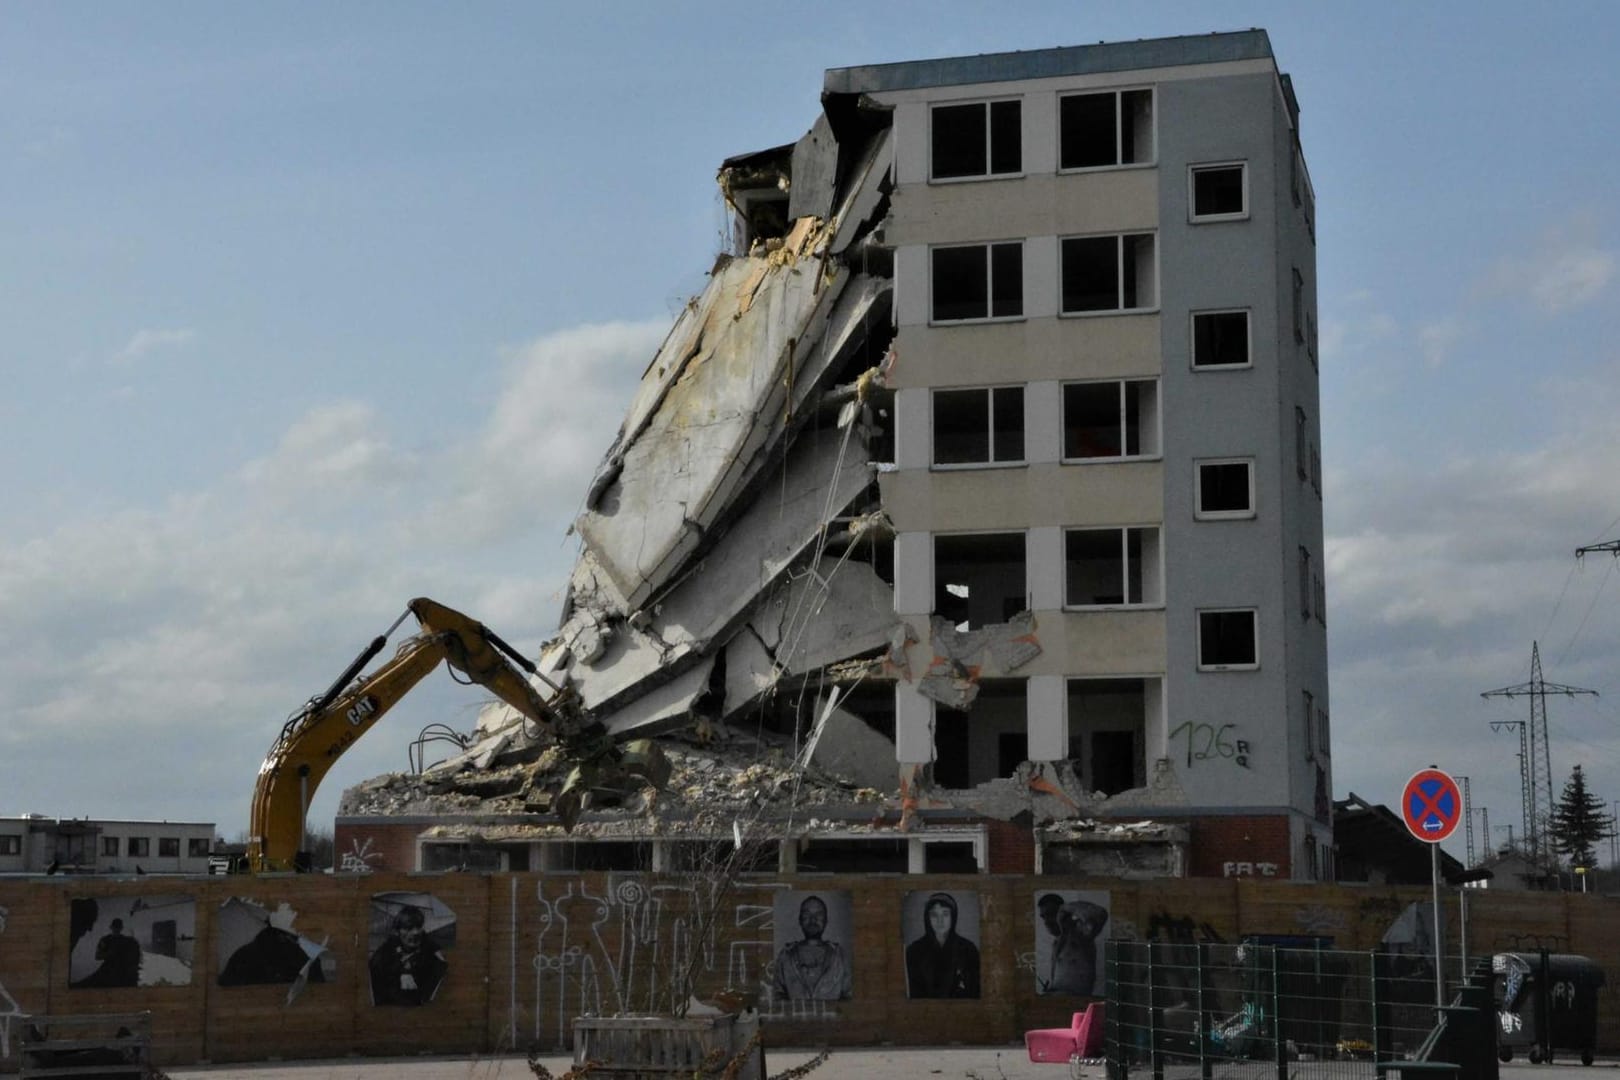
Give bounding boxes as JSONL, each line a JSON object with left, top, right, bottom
{"left": 1222, "top": 861, "right": 1279, "bottom": 878}
{"left": 1146, "top": 911, "right": 1226, "bottom": 945}
{"left": 0, "top": 905, "right": 19, "bottom": 1057}
{"left": 1168, "top": 721, "right": 1250, "bottom": 768}
{"left": 530, "top": 876, "right": 830, "bottom": 1049}
{"left": 340, "top": 837, "right": 382, "bottom": 874}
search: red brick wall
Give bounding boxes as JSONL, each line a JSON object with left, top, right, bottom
{"left": 1181, "top": 814, "right": 1292, "bottom": 879}
{"left": 985, "top": 819, "right": 1035, "bottom": 873}
{"left": 332, "top": 821, "right": 420, "bottom": 873}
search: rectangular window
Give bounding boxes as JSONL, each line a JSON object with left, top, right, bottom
{"left": 1061, "top": 233, "right": 1156, "bottom": 313}
{"left": 1292, "top": 268, "right": 1305, "bottom": 342}
{"left": 931, "top": 99, "right": 1021, "bottom": 180}
{"left": 1295, "top": 407, "right": 1308, "bottom": 480}
{"left": 1059, "top": 88, "right": 1153, "bottom": 169}
{"left": 1303, "top": 689, "right": 1316, "bottom": 758}
{"left": 1067, "top": 677, "right": 1152, "bottom": 796}
{"left": 0, "top": 835, "right": 19, "bottom": 856}
{"left": 932, "top": 386, "right": 1024, "bottom": 466}
{"left": 1315, "top": 574, "right": 1327, "bottom": 626}
{"left": 1299, "top": 547, "right": 1312, "bottom": 619}
{"left": 127, "top": 837, "right": 150, "bottom": 857}
{"left": 1195, "top": 459, "right": 1255, "bottom": 519}
{"left": 1061, "top": 379, "right": 1160, "bottom": 460}
{"left": 158, "top": 837, "right": 180, "bottom": 857}
{"left": 188, "top": 838, "right": 211, "bottom": 858}
{"left": 1192, "top": 310, "right": 1250, "bottom": 369}
{"left": 1064, "top": 527, "right": 1162, "bottom": 608}
{"left": 1190, "top": 162, "right": 1248, "bottom": 221}
{"left": 1310, "top": 443, "right": 1321, "bottom": 494}
{"left": 1198, "top": 609, "right": 1258, "bottom": 670}
{"left": 931, "top": 242, "right": 1023, "bottom": 322}
{"left": 934, "top": 532, "right": 1027, "bottom": 631}
{"left": 1317, "top": 708, "right": 1330, "bottom": 756}
{"left": 102, "top": 836, "right": 119, "bottom": 857}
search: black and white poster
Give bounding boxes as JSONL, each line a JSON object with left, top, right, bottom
{"left": 368, "top": 891, "right": 454, "bottom": 1006}
{"left": 216, "top": 897, "right": 335, "bottom": 992}
{"left": 69, "top": 895, "right": 195, "bottom": 988}
{"left": 770, "top": 890, "right": 853, "bottom": 1002}
{"left": 902, "top": 890, "right": 980, "bottom": 999}
{"left": 1033, "top": 890, "right": 1110, "bottom": 995}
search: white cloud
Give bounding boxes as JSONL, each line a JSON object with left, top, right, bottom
{"left": 237, "top": 401, "right": 418, "bottom": 502}
{"left": 1480, "top": 214, "right": 1614, "bottom": 316}
{"left": 1416, "top": 316, "right": 1464, "bottom": 368}
{"left": 113, "top": 327, "right": 196, "bottom": 365}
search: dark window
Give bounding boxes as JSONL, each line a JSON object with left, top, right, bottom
{"left": 1196, "top": 461, "right": 1253, "bottom": 517}
{"left": 923, "top": 842, "right": 980, "bottom": 874}
{"left": 1191, "top": 163, "right": 1247, "bottom": 218}
{"left": 797, "top": 838, "right": 907, "bottom": 873}
{"left": 1061, "top": 234, "right": 1155, "bottom": 313}
{"left": 934, "top": 532, "right": 1026, "bottom": 631}
{"left": 932, "top": 242, "right": 1023, "bottom": 322}
{"left": 127, "top": 837, "right": 150, "bottom": 857}
{"left": 0, "top": 835, "right": 19, "bottom": 856}
{"left": 102, "top": 836, "right": 120, "bottom": 856}
{"left": 933, "top": 386, "right": 1024, "bottom": 465}
{"left": 1299, "top": 547, "right": 1313, "bottom": 618}
{"left": 188, "top": 838, "right": 211, "bottom": 858}
{"left": 1091, "top": 731, "right": 1139, "bottom": 796}
{"left": 158, "top": 837, "right": 180, "bottom": 857}
{"left": 1192, "top": 311, "right": 1250, "bottom": 368}
{"left": 1296, "top": 407, "right": 1309, "bottom": 480}
{"left": 1059, "top": 89, "right": 1152, "bottom": 169}
{"left": 1198, "top": 610, "right": 1258, "bottom": 669}
{"left": 1293, "top": 268, "right": 1305, "bottom": 341}
{"left": 1061, "top": 379, "right": 1158, "bottom": 459}
{"left": 932, "top": 100, "right": 1021, "bottom": 179}
{"left": 1064, "top": 528, "right": 1160, "bottom": 607}
{"left": 998, "top": 731, "right": 1029, "bottom": 777}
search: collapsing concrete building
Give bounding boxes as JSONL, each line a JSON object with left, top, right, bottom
{"left": 339, "top": 30, "right": 1329, "bottom": 881}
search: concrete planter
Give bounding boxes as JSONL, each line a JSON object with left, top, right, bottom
{"left": 571, "top": 1013, "right": 762, "bottom": 1079}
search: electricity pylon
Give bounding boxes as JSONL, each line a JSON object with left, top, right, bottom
{"left": 1482, "top": 642, "right": 1598, "bottom": 864}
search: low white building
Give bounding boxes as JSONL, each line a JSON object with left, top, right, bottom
{"left": 0, "top": 815, "right": 215, "bottom": 875}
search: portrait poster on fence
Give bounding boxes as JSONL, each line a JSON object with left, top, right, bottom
{"left": 902, "top": 890, "right": 981, "bottom": 999}
{"left": 1032, "top": 890, "right": 1110, "bottom": 995}
{"left": 216, "top": 897, "right": 335, "bottom": 996}
{"left": 770, "top": 890, "right": 853, "bottom": 1002}
{"left": 368, "top": 891, "right": 455, "bottom": 1006}
{"left": 69, "top": 895, "right": 196, "bottom": 988}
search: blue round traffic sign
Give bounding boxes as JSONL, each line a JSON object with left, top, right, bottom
{"left": 1401, "top": 767, "right": 1462, "bottom": 844}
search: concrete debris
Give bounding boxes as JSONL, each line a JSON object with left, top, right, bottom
{"left": 917, "top": 612, "right": 1042, "bottom": 710}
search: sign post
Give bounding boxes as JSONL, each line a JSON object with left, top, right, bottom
{"left": 1401, "top": 766, "right": 1463, "bottom": 1007}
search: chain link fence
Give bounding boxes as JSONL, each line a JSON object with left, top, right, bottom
{"left": 1104, "top": 940, "right": 1497, "bottom": 1079}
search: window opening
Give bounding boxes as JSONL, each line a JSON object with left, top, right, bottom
{"left": 933, "top": 679, "right": 1028, "bottom": 789}
{"left": 1195, "top": 460, "right": 1254, "bottom": 518}
{"left": 1061, "top": 233, "right": 1156, "bottom": 313}
{"left": 932, "top": 99, "right": 1021, "bottom": 180}
{"left": 101, "top": 836, "right": 119, "bottom": 857}
{"left": 933, "top": 386, "right": 1024, "bottom": 466}
{"left": 922, "top": 841, "right": 980, "bottom": 874}
{"left": 1061, "top": 379, "right": 1159, "bottom": 460}
{"left": 1198, "top": 609, "right": 1258, "bottom": 670}
{"left": 1292, "top": 268, "right": 1305, "bottom": 341}
{"left": 158, "top": 837, "right": 180, "bottom": 858}
{"left": 1303, "top": 689, "right": 1316, "bottom": 758}
{"left": 1192, "top": 310, "right": 1250, "bottom": 368}
{"left": 188, "top": 838, "right": 210, "bottom": 858}
{"left": 127, "top": 837, "right": 150, "bottom": 857}
{"left": 932, "top": 242, "right": 1023, "bottom": 322}
{"left": 0, "top": 835, "right": 19, "bottom": 856}
{"left": 1059, "top": 89, "right": 1153, "bottom": 169}
{"left": 1295, "top": 407, "right": 1309, "bottom": 480}
{"left": 933, "top": 532, "right": 1027, "bottom": 631}
{"left": 798, "top": 838, "right": 907, "bottom": 873}
{"left": 1299, "top": 547, "right": 1312, "bottom": 619}
{"left": 1190, "top": 163, "right": 1247, "bottom": 220}
{"left": 1064, "top": 527, "right": 1162, "bottom": 607}
{"left": 423, "top": 842, "right": 508, "bottom": 872}
{"left": 1067, "top": 677, "right": 1151, "bottom": 795}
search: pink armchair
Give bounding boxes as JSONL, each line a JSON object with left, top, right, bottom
{"left": 1025, "top": 1001, "right": 1105, "bottom": 1064}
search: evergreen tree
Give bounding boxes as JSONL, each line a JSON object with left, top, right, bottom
{"left": 1549, "top": 764, "right": 1613, "bottom": 869}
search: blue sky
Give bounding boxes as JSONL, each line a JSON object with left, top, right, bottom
{"left": 4, "top": 3, "right": 1619, "bottom": 864}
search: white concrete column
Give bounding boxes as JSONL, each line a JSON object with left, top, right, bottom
{"left": 893, "top": 531, "right": 934, "bottom": 617}
{"left": 895, "top": 682, "right": 936, "bottom": 763}
{"left": 895, "top": 387, "right": 931, "bottom": 471}
{"left": 1027, "top": 525, "right": 1064, "bottom": 610}
{"left": 1025, "top": 379, "right": 1061, "bottom": 465}
{"left": 1023, "top": 235, "right": 1059, "bottom": 320}
{"left": 1021, "top": 91, "right": 1058, "bottom": 174}
{"left": 894, "top": 245, "right": 929, "bottom": 328}
{"left": 1027, "top": 674, "right": 1067, "bottom": 761}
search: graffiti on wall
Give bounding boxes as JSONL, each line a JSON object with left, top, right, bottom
{"left": 1222, "top": 861, "right": 1279, "bottom": 878}
{"left": 531, "top": 875, "right": 832, "bottom": 1048}
{"left": 1146, "top": 911, "right": 1226, "bottom": 945}
{"left": 1168, "top": 721, "right": 1250, "bottom": 768}
{"left": 69, "top": 895, "right": 197, "bottom": 988}
{"left": 340, "top": 837, "right": 383, "bottom": 874}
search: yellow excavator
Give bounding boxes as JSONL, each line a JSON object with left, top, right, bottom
{"left": 245, "top": 597, "right": 667, "bottom": 872}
